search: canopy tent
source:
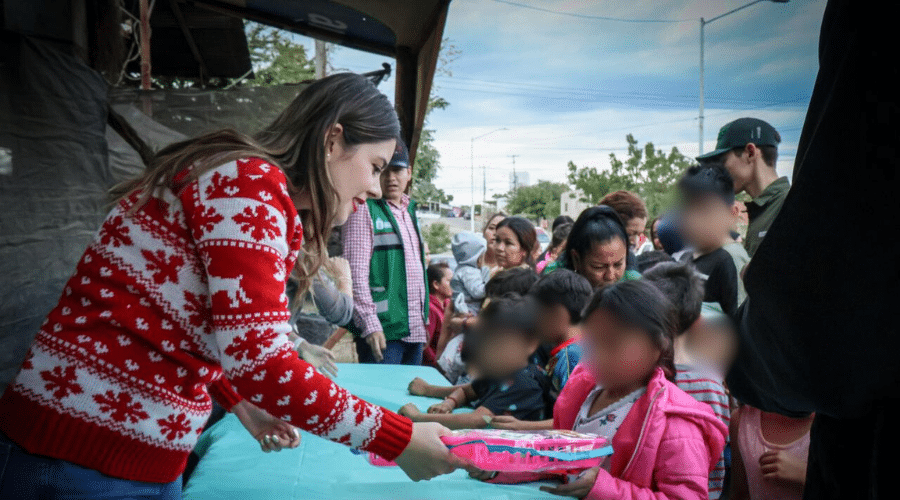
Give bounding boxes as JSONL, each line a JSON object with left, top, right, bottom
{"left": 0, "top": 0, "right": 451, "bottom": 394}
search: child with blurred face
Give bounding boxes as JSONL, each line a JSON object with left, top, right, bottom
{"left": 678, "top": 163, "right": 743, "bottom": 317}
{"left": 399, "top": 295, "right": 549, "bottom": 430}
{"left": 469, "top": 280, "right": 728, "bottom": 498}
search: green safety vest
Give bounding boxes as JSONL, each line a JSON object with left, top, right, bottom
{"left": 347, "top": 198, "right": 429, "bottom": 341}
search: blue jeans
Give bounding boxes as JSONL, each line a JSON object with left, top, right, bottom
{"left": 355, "top": 338, "right": 424, "bottom": 365}
{"left": 0, "top": 432, "right": 181, "bottom": 500}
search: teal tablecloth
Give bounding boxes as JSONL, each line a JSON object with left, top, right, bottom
{"left": 183, "top": 364, "right": 558, "bottom": 499}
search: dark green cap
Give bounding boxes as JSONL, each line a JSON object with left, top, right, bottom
{"left": 697, "top": 117, "right": 781, "bottom": 161}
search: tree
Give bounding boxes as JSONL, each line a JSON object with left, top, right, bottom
{"left": 422, "top": 222, "right": 452, "bottom": 254}
{"left": 567, "top": 134, "right": 691, "bottom": 218}
{"left": 502, "top": 180, "right": 569, "bottom": 221}
{"left": 244, "top": 23, "right": 315, "bottom": 86}
{"left": 410, "top": 40, "right": 459, "bottom": 205}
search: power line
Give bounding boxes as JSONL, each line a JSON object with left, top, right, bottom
{"left": 488, "top": 0, "right": 694, "bottom": 24}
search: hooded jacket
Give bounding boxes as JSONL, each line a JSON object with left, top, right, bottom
{"left": 449, "top": 232, "right": 489, "bottom": 313}
{"left": 555, "top": 364, "right": 728, "bottom": 500}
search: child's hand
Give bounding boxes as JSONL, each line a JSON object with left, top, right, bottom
{"left": 399, "top": 403, "right": 423, "bottom": 419}
{"left": 760, "top": 450, "right": 807, "bottom": 485}
{"left": 468, "top": 467, "right": 498, "bottom": 481}
{"left": 540, "top": 466, "right": 600, "bottom": 498}
{"left": 408, "top": 377, "right": 429, "bottom": 396}
{"left": 490, "top": 415, "right": 525, "bottom": 430}
{"left": 232, "top": 400, "right": 301, "bottom": 453}
{"left": 428, "top": 401, "right": 455, "bottom": 414}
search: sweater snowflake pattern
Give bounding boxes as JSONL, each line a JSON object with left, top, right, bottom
{"left": 0, "top": 157, "right": 412, "bottom": 483}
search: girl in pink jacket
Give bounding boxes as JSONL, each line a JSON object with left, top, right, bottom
{"left": 472, "top": 280, "right": 727, "bottom": 499}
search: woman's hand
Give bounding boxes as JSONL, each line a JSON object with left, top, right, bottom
{"left": 489, "top": 415, "right": 526, "bottom": 430}
{"left": 468, "top": 468, "right": 498, "bottom": 481}
{"left": 540, "top": 466, "right": 600, "bottom": 498}
{"left": 408, "top": 377, "right": 430, "bottom": 396}
{"left": 398, "top": 403, "right": 423, "bottom": 420}
{"left": 232, "top": 400, "right": 301, "bottom": 453}
{"left": 296, "top": 338, "right": 338, "bottom": 378}
{"left": 760, "top": 450, "right": 807, "bottom": 485}
{"left": 393, "top": 422, "right": 464, "bottom": 481}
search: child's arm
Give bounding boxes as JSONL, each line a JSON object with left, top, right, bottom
{"left": 729, "top": 409, "right": 750, "bottom": 500}
{"left": 461, "top": 267, "right": 486, "bottom": 300}
{"left": 398, "top": 404, "right": 494, "bottom": 430}
{"left": 490, "top": 416, "right": 554, "bottom": 431}
{"left": 408, "top": 378, "right": 474, "bottom": 400}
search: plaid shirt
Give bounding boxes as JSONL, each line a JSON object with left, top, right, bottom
{"left": 343, "top": 195, "right": 427, "bottom": 343}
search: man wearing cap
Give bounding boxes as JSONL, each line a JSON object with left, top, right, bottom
{"left": 343, "top": 141, "right": 429, "bottom": 365}
{"left": 697, "top": 117, "right": 788, "bottom": 258}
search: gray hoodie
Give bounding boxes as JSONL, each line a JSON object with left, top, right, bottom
{"left": 450, "top": 232, "right": 490, "bottom": 313}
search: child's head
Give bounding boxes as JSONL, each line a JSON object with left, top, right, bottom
{"left": 484, "top": 267, "right": 539, "bottom": 299}
{"left": 494, "top": 216, "right": 537, "bottom": 269}
{"left": 688, "top": 303, "right": 738, "bottom": 375}
{"left": 450, "top": 231, "right": 487, "bottom": 268}
{"left": 581, "top": 280, "right": 677, "bottom": 388}
{"left": 678, "top": 163, "right": 736, "bottom": 252}
{"left": 635, "top": 250, "right": 674, "bottom": 274}
{"left": 548, "top": 222, "right": 573, "bottom": 257}
{"left": 529, "top": 269, "right": 592, "bottom": 344}
{"left": 462, "top": 294, "right": 540, "bottom": 379}
{"left": 427, "top": 262, "right": 452, "bottom": 299}
{"left": 641, "top": 262, "right": 704, "bottom": 335}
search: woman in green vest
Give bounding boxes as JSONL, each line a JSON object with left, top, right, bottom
{"left": 546, "top": 205, "right": 641, "bottom": 288}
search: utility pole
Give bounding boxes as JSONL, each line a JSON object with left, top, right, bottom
{"left": 509, "top": 155, "right": 520, "bottom": 193}
{"left": 315, "top": 40, "right": 327, "bottom": 79}
{"left": 482, "top": 164, "right": 487, "bottom": 210}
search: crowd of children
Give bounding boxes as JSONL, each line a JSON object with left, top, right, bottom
{"left": 394, "top": 153, "right": 809, "bottom": 500}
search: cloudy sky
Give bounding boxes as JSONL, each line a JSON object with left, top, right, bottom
{"left": 302, "top": 0, "right": 827, "bottom": 206}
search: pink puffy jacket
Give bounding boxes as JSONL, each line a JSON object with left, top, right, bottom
{"left": 553, "top": 364, "right": 729, "bottom": 500}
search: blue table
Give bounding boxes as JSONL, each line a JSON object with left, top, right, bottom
{"left": 183, "top": 364, "right": 557, "bottom": 499}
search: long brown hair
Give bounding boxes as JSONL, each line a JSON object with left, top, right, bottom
{"left": 112, "top": 73, "right": 400, "bottom": 295}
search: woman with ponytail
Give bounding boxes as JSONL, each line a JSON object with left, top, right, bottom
{"left": 549, "top": 206, "right": 641, "bottom": 288}
{"left": 0, "top": 73, "right": 461, "bottom": 499}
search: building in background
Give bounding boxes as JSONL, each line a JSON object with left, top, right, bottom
{"left": 560, "top": 189, "right": 592, "bottom": 218}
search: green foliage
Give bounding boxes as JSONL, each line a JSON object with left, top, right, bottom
{"left": 422, "top": 222, "right": 452, "bottom": 254}
{"left": 503, "top": 180, "right": 570, "bottom": 221}
{"left": 566, "top": 134, "right": 691, "bottom": 218}
{"left": 244, "top": 22, "right": 315, "bottom": 86}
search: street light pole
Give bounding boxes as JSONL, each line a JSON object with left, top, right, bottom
{"left": 470, "top": 127, "right": 508, "bottom": 232}
{"left": 698, "top": 0, "right": 788, "bottom": 155}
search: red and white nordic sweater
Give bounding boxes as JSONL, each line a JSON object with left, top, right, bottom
{"left": 0, "top": 157, "right": 413, "bottom": 483}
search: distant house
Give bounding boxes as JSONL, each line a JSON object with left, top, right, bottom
{"left": 560, "top": 189, "right": 592, "bottom": 218}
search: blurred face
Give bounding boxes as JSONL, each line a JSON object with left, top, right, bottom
{"left": 625, "top": 217, "right": 647, "bottom": 249}
{"left": 380, "top": 165, "right": 412, "bottom": 203}
{"left": 472, "top": 330, "right": 538, "bottom": 379}
{"left": 581, "top": 309, "right": 662, "bottom": 389}
{"left": 432, "top": 268, "right": 453, "bottom": 299}
{"left": 536, "top": 303, "right": 571, "bottom": 344}
{"left": 686, "top": 320, "right": 737, "bottom": 376}
{"left": 326, "top": 129, "right": 394, "bottom": 225}
{"left": 682, "top": 194, "right": 735, "bottom": 252}
{"left": 651, "top": 219, "right": 663, "bottom": 250}
{"left": 571, "top": 238, "right": 627, "bottom": 289}
{"left": 494, "top": 226, "right": 526, "bottom": 269}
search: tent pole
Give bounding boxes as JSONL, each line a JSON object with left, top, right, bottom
{"left": 139, "top": 0, "right": 152, "bottom": 90}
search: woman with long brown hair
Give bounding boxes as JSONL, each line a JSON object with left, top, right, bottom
{"left": 0, "top": 73, "right": 461, "bottom": 499}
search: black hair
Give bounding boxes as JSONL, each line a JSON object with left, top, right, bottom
{"left": 550, "top": 223, "right": 573, "bottom": 251}
{"left": 461, "top": 293, "right": 539, "bottom": 363}
{"left": 530, "top": 269, "right": 593, "bottom": 324}
{"left": 485, "top": 267, "right": 539, "bottom": 298}
{"left": 635, "top": 250, "right": 674, "bottom": 274}
{"left": 426, "top": 262, "right": 450, "bottom": 292}
{"left": 552, "top": 215, "right": 574, "bottom": 232}
{"left": 558, "top": 205, "right": 629, "bottom": 270}
{"left": 679, "top": 162, "right": 736, "bottom": 206}
{"left": 582, "top": 280, "right": 677, "bottom": 381}
{"left": 641, "top": 262, "right": 704, "bottom": 335}
{"left": 732, "top": 145, "right": 778, "bottom": 168}
{"left": 495, "top": 216, "right": 538, "bottom": 268}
